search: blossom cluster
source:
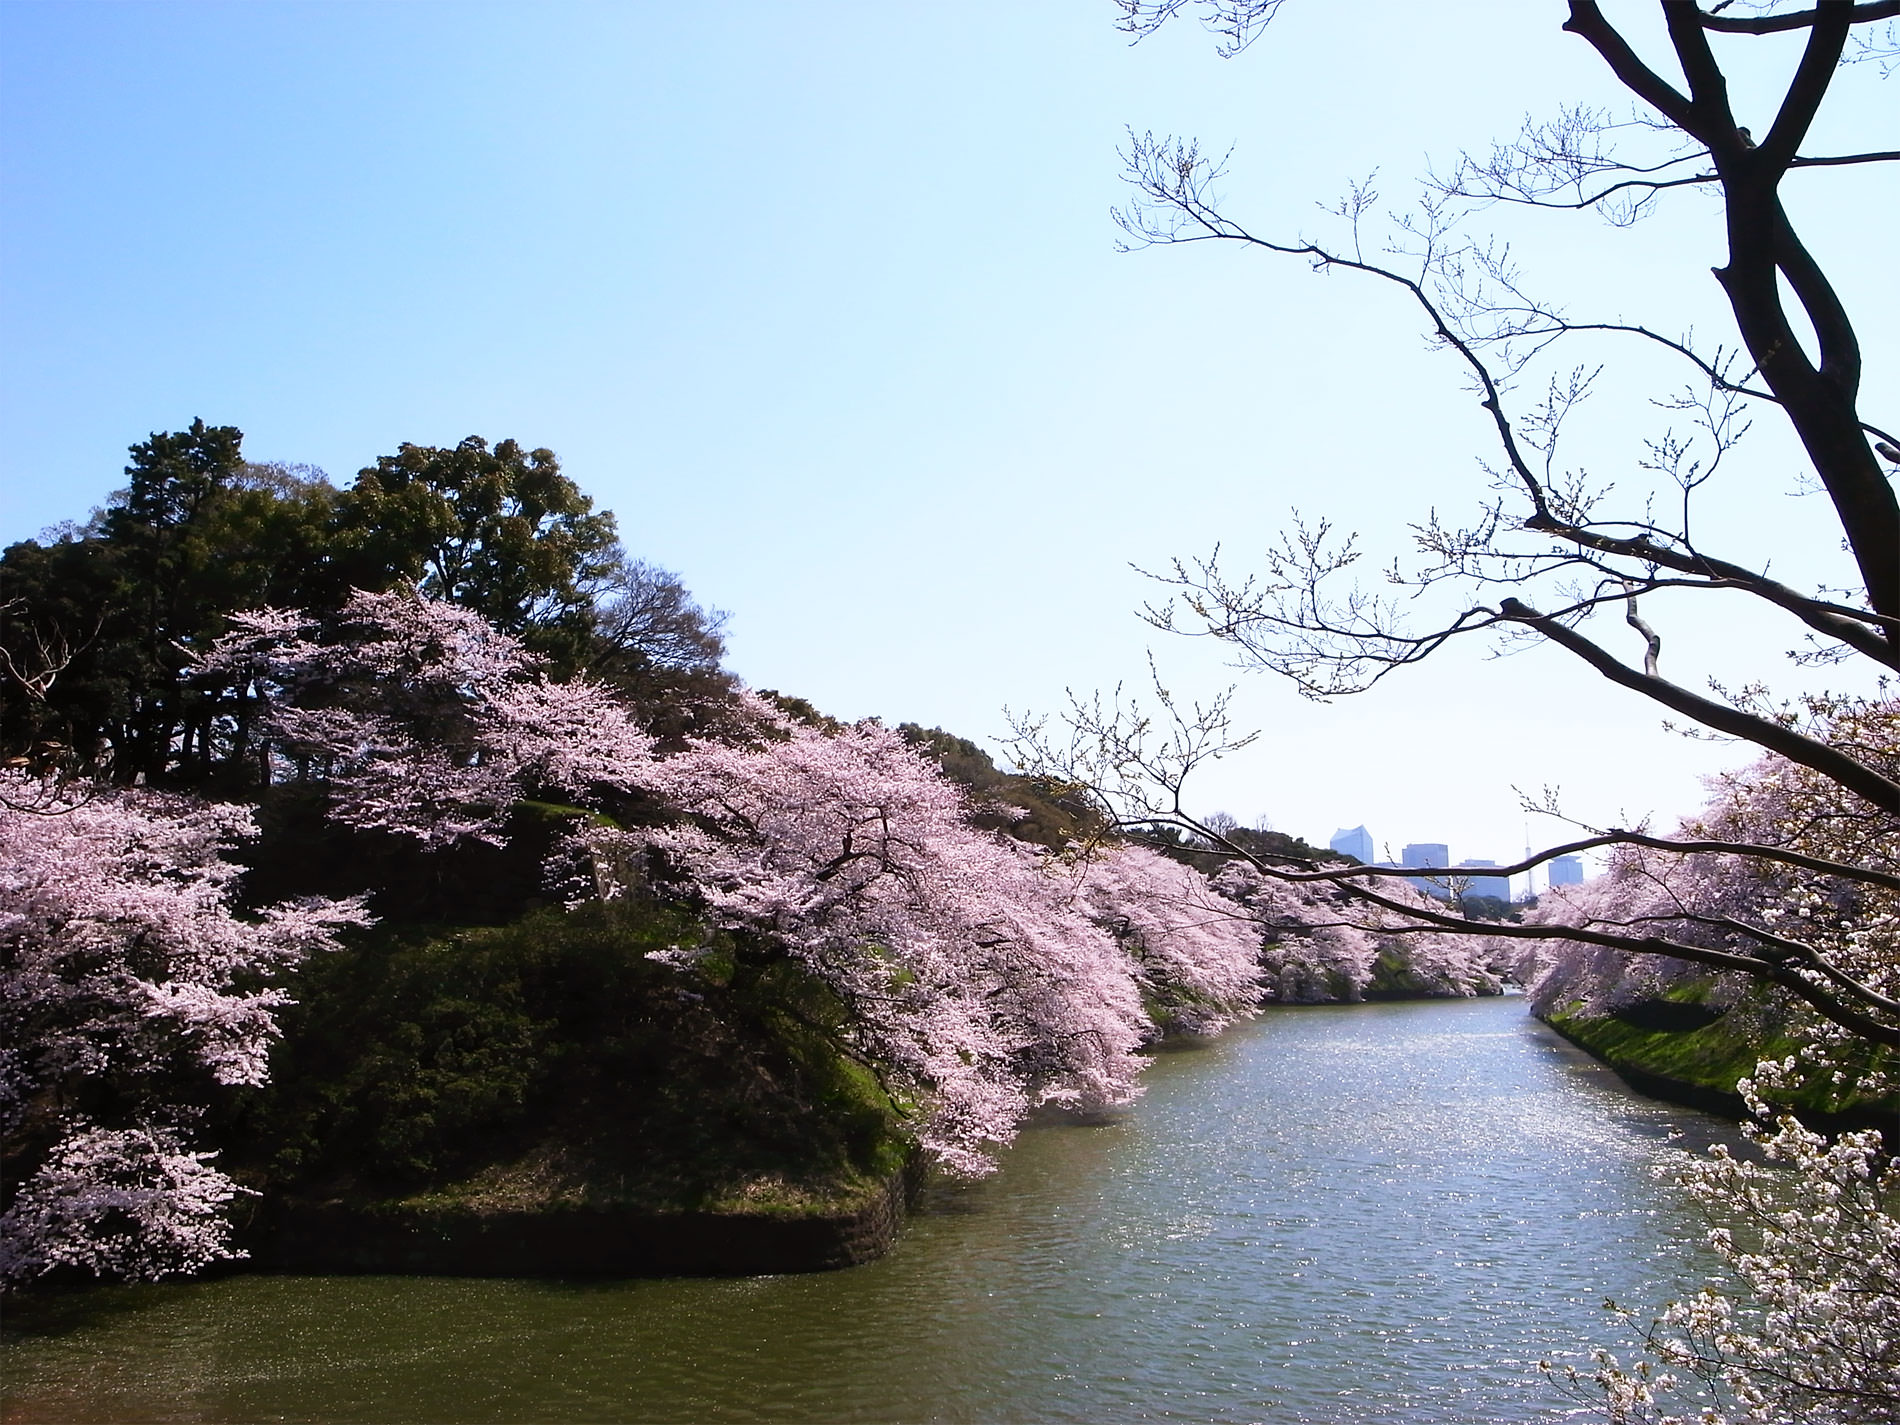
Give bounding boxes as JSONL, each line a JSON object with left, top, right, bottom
{"left": 16, "top": 588, "right": 1508, "bottom": 1277}
{"left": 1209, "top": 861, "right": 1505, "bottom": 1002}
{"left": 0, "top": 774, "right": 367, "bottom": 1283}
{"left": 1527, "top": 696, "right": 1899, "bottom": 1094}
{"left": 570, "top": 701, "right": 1266, "bottom": 1174}
{"left": 1531, "top": 697, "right": 1900, "bottom": 1421}
{"left": 1067, "top": 843, "right": 1263, "bottom": 1034}
{"left": 197, "top": 587, "right": 652, "bottom": 845}
{"left": 1563, "top": 1065, "right": 1900, "bottom": 1424}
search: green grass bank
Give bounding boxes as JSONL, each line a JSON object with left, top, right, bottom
{"left": 1535, "top": 979, "right": 1898, "bottom": 1137}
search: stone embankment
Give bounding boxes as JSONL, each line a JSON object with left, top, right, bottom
{"left": 244, "top": 1166, "right": 914, "bottom": 1277}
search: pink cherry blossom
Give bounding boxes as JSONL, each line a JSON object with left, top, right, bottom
{"left": 1528, "top": 696, "right": 1900, "bottom": 1060}
{"left": 198, "top": 586, "right": 653, "bottom": 845}
{"left": 1209, "top": 860, "right": 1504, "bottom": 1002}
{"left": 1, "top": 772, "right": 367, "bottom": 1284}
{"left": 1065, "top": 843, "right": 1262, "bottom": 1032}
{"left": 0, "top": 1125, "right": 248, "bottom": 1283}
{"left": 576, "top": 700, "right": 1155, "bottom": 1174}
{"left": 1533, "top": 698, "right": 1900, "bottom": 1422}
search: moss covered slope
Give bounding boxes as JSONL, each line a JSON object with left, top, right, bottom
{"left": 1537, "top": 978, "right": 1897, "bottom": 1130}
{"left": 228, "top": 901, "right": 911, "bottom": 1250}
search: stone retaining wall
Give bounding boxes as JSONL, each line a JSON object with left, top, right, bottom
{"left": 244, "top": 1167, "right": 912, "bottom": 1277}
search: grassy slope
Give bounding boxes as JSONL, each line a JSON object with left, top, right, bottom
{"left": 1538, "top": 978, "right": 1898, "bottom": 1126}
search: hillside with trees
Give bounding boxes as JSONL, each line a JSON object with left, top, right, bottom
{"left": 1, "top": 425, "right": 1507, "bottom": 1289}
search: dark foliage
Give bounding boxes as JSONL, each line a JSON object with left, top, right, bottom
{"left": 897, "top": 723, "right": 1106, "bottom": 852}
{"left": 2, "top": 424, "right": 342, "bottom": 788}
{"left": 3, "top": 424, "right": 732, "bottom": 797}
{"left": 1134, "top": 819, "right": 1334, "bottom": 875}
{"left": 329, "top": 436, "right": 621, "bottom": 670}
{"left": 230, "top": 901, "right": 907, "bottom": 1209}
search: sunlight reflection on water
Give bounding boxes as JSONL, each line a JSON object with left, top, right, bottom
{"left": 2, "top": 997, "right": 1735, "bottom": 1424}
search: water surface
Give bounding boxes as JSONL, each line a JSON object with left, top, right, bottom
{"left": 3, "top": 998, "right": 1736, "bottom": 1423}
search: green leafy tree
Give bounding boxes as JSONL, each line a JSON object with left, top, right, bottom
{"left": 100, "top": 420, "right": 248, "bottom": 782}
{"left": 4, "top": 427, "right": 658, "bottom": 788}
{"left": 1, "top": 534, "right": 121, "bottom": 778}
{"left": 332, "top": 437, "right": 621, "bottom": 666}
{"left": 1, "top": 423, "right": 340, "bottom": 787}
{"left": 898, "top": 723, "right": 1104, "bottom": 851}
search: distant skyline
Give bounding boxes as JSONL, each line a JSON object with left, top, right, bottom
{"left": 1330, "top": 824, "right": 1538, "bottom": 900}
{"left": 1327, "top": 824, "right": 1550, "bottom": 902}
{"left": 4, "top": 2, "right": 1892, "bottom": 860}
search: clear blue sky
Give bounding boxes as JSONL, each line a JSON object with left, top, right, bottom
{"left": 3, "top": 2, "right": 1892, "bottom": 878}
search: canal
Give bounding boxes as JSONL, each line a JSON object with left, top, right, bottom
{"left": 1, "top": 997, "right": 1735, "bottom": 1423}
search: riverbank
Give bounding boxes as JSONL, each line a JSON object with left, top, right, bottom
{"left": 213, "top": 904, "right": 921, "bottom": 1278}
{"left": 1535, "top": 997, "right": 1899, "bottom": 1138}
{"left": 241, "top": 1163, "right": 915, "bottom": 1277}
{"left": 221, "top": 892, "right": 1519, "bottom": 1281}
{"left": 0, "top": 997, "right": 1737, "bottom": 1425}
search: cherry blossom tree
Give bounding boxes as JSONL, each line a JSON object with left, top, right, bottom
{"left": 0, "top": 1128, "right": 250, "bottom": 1285}
{"left": 0, "top": 773, "right": 367, "bottom": 1285}
{"left": 1209, "top": 860, "right": 1506, "bottom": 1004}
{"left": 196, "top": 585, "right": 653, "bottom": 846}
{"left": 1525, "top": 699, "right": 1900, "bottom": 1421}
{"left": 1529, "top": 696, "right": 1900, "bottom": 1089}
{"left": 568, "top": 700, "right": 1170, "bottom": 1175}
{"left": 1066, "top": 843, "right": 1263, "bottom": 1033}
{"left": 1013, "top": 665, "right": 1900, "bottom": 1047}
{"left": 1556, "top": 1068, "right": 1900, "bottom": 1425}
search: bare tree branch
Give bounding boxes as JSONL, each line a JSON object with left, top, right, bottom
{"left": 1094, "top": 0, "right": 1900, "bottom": 1057}
{"left": 1699, "top": 1, "right": 1900, "bottom": 35}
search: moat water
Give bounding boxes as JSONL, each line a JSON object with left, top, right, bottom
{"left": 2, "top": 997, "right": 1738, "bottom": 1423}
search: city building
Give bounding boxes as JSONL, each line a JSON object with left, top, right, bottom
{"left": 1329, "top": 825, "right": 1374, "bottom": 864}
{"left": 1548, "top": 855, "right": 1585, "bottom": 887}
{"left": 1456, "top": 859, "right": 1511, "bottom": 903}
{"left": 1401, "top": 842, "right": 1450, "bottom": 898}
{"left": 1328, "top": 831, "right": 1528, "bottom": 901}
